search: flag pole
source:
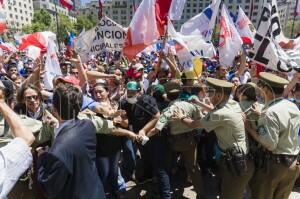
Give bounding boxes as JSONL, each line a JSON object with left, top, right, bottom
{"left": 291, "top": 14, "right": 296, "bottom": 38}
{"left": 54, "top": 0, "right": 61, "bottom": 52}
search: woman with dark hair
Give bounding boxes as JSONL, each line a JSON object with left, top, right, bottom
{"left": 92, "top": 81, "right": 127, "bottom": 198}
{"left": 14, "top": 84, "right": 57, "bottom": 126}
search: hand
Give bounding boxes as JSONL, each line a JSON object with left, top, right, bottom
{"left": 138, "top": 129, "right": 146, "bottom": 137}
{"left": 135, "top": 134, "right": 144, "bottom": 143}
{"left": 171, "top": 109, "right": 185, "bottom": 121}
{"left": 250, "top": 102, "right": 261, "bottom": 116}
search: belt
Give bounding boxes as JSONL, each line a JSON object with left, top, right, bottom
{"left": 270, "top": 154, "right": 298, "bottom": 167}
{"left": 170, "top": 130, "right": 196, "bottom": 140}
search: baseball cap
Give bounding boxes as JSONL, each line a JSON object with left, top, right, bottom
{"left": 56, "top": 76, "right": 80, "bottom": 86}
{"left": 126, "top": 81, "right": 140, "bottom": 91}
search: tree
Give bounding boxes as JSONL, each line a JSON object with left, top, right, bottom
{"left": 75, "top": 15, "right": 98, "bottom": 33}
{"left": 22, "top": 9, "right": 52, "bottom": 33}
{"left": 53, "top": 13, "right": 76, "bottom": 44}
{"left": 283, "top": 20, "right": 300, "bottom": 38}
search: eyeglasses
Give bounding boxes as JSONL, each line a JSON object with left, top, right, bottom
{"left": 25, "top": 95, "right": 39, "bottom": 101}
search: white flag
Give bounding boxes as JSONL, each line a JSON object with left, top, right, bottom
{"left": 43, "top": 39, "right": 62, "bottom": 90}
{"left": 169, "top": 0, "right": 186, "bottom": 20}
{"left": 218, "top": 5, "right": 243, "bottom": 67}
{"left": 168, "top": 20, "right": 216, "bottom": 71}
{"left": 236, "top": 6, "right": 256, "bottom": 44}
{"left": 74, "top": 27, "right": 97, "bottom": 63}
{"left": 180, "top": 0, "right": 221, "bottom": 41}
{"left": 249, "top": 0, "right": 300, "bottom": 72}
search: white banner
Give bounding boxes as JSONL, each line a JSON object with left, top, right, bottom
{"left": 90, "top": 16, "right": 127, "bottom": 54}
{"left": 169, "top": 0, "right": 186, "bottom": 20}
{"left": 249, "top": 0, "right": 300, "bottom": 72}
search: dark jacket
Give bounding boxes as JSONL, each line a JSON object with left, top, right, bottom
{"left": 37, "top": 119, "right": 106, "bottom": 199}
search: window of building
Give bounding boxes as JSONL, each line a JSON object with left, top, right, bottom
{"left": 24, "top": 4, "right": 27, "bottom": 8}
{"left": 245, "top": 5, "right": 249, "bottom": 9}
{"left": 187, "top": 3, "right": 190, "bottom": 7}
{"left": 8, "top": 6, "right": 11, "bottom": 10}
{"left": 229, "top": 0, "right": 234, "bottom": 3}
{"left": 186, "top": 9, "right": 190, "bottom": 13}
{"left": 14, "top": 7, "right": 17, "bottom": 12}
{"left": 113, "top": 16, "right": 118, "bottom": 20}
{"left": 121, "top": 10, "right": 126, "bottom": 14}
{"left": 237, "top": 0, "right": 242, "bottom": 3}
{"left": 26, "top": 18, "right": 28, "bottom": 22}
{"left": 193, "top": 9, "right": 197, "bottom": 13}
{"left": 228, "top": 5, "right": 232, "bottom": 9}
{"left": 19, "top": 2, "right": 21, "bottom": 6}
{"left": 9, "top": 14, "right": 12, "bottom": 18}
{"left": 21, "top": 16, "right": 23, "bottom": 20}
{"left": 254, "top": 5, "right": 258, "bottom": 9}
{"left": 246, "top": 0, "right": 250, "bottom": 2}
{"left": 193, "top": 3, "right": 197, "bottom": 7}
{"left": 15, "top": 15, "right": 18, "bottom": 19}
{"left": 253, "top": 12, "right": 258, "bottom": 15}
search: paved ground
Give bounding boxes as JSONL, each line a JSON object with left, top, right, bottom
{"left": 106, "top": 170, "right": 300, "bottom": 199}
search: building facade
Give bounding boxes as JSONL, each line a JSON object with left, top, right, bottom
{"left": 80, "top": 0, "right": 298, "bottom": 30}
{"left": 33, "top": 0, "right": 76, "bottom": 22}
{"left": 3, "top": 0, "right": 34, "bottom": 30}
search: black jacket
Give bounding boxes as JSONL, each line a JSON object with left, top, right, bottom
{"left": 37, "top": 119, "right": 106, "bottom": 199}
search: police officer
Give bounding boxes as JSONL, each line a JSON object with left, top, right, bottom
{"left": 246, "top": 72, "right": 300, "bottom": 199}
{"left": 175, "top": 78, "right": 254, "bottom": 199}
{"left": 148, "top": 80, "right": 204, "bottom": 199}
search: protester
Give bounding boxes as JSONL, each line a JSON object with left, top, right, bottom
{"left": 0, "top": 85, "right": 35, "bottom": 198}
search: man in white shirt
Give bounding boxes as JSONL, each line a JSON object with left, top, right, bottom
{"left": 0, "top": 83, "right": 35, "bottom": 198}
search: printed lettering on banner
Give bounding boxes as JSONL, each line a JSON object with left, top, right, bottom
{"left": 89, "top": 16, "right": 127, "bottom": 54}
{"left": 249, "top": 0, "right": 300, "bottom": 72}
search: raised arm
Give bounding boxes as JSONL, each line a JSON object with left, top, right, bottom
{"left": 0, "top": 89, "right": 35, "bottom": 146}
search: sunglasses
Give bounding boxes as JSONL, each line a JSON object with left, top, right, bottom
{"left": 25, "top": 95, "right": 39, "bottom": 101}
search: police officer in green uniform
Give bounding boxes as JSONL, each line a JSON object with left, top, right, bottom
{"left": 148, "top": 80, "right": 205, "bottom": 199}
{"left": 246, "top": 72, "right": 300, "bottom": 199}
{"left": 174, "top": 78, "right": 254, "bottom": 199}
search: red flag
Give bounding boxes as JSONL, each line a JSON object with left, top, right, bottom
{"left": 98, "top": 0, "right": 103, "bottom": 19}
{"left": 295, "top": 0, "right": 300, "bottom": 16}
{"left": 60, "top": 0, "right": 73, "bottom": 10}
{"left": 123, "top": 0, "right": 172, "bottom": 60}
{"left": 18, "top": 32, "right": 48, "bottom": 53}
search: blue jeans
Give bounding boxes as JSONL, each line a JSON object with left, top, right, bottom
{"left": 121, "top": 138, "right": 136, "bottom": 178}
{"left": 96, "top": 150, "right": 126, "bottom": 192}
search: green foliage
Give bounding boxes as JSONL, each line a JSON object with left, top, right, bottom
{"left": 22, "top": 9, "right": 52, "bottom": 33}
{"left": 283, "top": 20, "right": 300, "bottom": 38}
{"left": 55, "top": 13, "right": 76, "bottom": 44}
{"left": 75, "top": 15, "right": 98, "bottom": 33}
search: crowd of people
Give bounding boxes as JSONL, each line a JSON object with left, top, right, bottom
{"left": 0, "top": 46, "right": 299, "bottom": 199}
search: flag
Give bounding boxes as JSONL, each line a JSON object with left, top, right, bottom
{"left": 18, "top": 32, "right": 56, "bottom": 53}
{"left": 98, "top": 0, "right": 104, "bottom": 19}
{"left": 295, "top": 0, "right": 300, "bottom": 16}
{"left": 123, "top": 0, "right": 172, "bottom": 60}
{"left": 0, "top": 2, "right": 6, "bottom": 34}
{"left": 236, "top": 6, "right": 256, "bottom": 44}
{"left": 0, "top": 42, "right": 17, "bottom": 53}
{"left": 169, "top": 0, "right": 186, "bottom": 20}
{"left": 168, "top": 20, "right": 215, "bottom": 73}
{"left": 180, "top": 0, "right": 221, "bottom": 41}
{"left": 218, "top": 4, "right": 243, "bottom": 67}
{"left": 74, "top": 27, "right": 97, "bottom": 62}
{"left": 249, "top": 0, "right": 300, "bottom": 72}
{"left": 66, "top": 32, "right": 75, "bottom": 47}
{"left": 60, "top": 0, "right": 74, "bottom": 10}
{"left": 132, "top": 0, "right": 137, "bottom": 13}
{"left": 44, "top": 39, "right": 62, "bottom": 90}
